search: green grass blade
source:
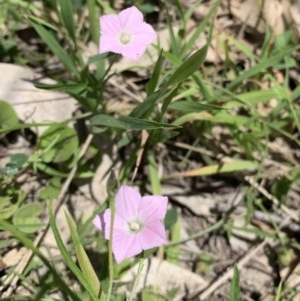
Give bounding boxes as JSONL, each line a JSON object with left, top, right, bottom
{"left": 230, "top": 264, "right": 240, "bottom": 301}
{"left": 30, "top": 19, "right": 79, "bottom": 76}
{"left": 48, "top": 204, "right": 99, "bottom": 301}
{"left": 274, "top": 281, "right": 282, "bottom": 301}
{"left": 65, "top": 212, "right": 101, "bottom": 297}
{"left": 163, "top": 44, "right": 208, "bottom": 88}
{"left": 91, "top": 114, "right": 176, "bottom": 130}
{"left": 227, "top": 46, "right": 298, "bottom": 90}
{"left": 146, "top": 50, "right": 164, "bottom": 95}
{"left": 57, "top": 0, "right": 76, "bottom": 44}
{"left": 183, "top": 0, "right": 221, "bottom": 54}
{"left": 87, "top": 0, "right": 99, "bottom": 43}
{"left": 0, "top": 219, "right": 81, "bottom": 301}
{"left": 165, "top": 160, "right": 258, "bottom": 179}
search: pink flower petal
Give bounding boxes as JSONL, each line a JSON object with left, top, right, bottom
{"left": 93, "top": 210, "right": 126, "bottom": 240}
{"left": 98, "top": 6, "right": 156, "bottom": 59}
{"left": 93, "top": 215, "right": 102, "bottom": 229}
{"left": 131, "top": 23, "right": 157, "bottom": 44}
{"left": 112, "top": 229, "right": 142, "bottom": 263}
{"left": 100, "top": 14, "right": 121, "bottom": 36}
{"left": 99, "top": 35, "right": 122, "bottom": 54}
{"left": 140, "top": 220, "right": 167, "bottom": 250}
{"left": 140, "top": 196, "right": 168, "bottom": 222}
{"left": 120, "top": 43, "right": 148, "bottom": 60}
{"left": 115, "top": 185, "right": 142, "bottom": 219}
{"left": 118, "top": 6, "right": 143, "bottom": 30}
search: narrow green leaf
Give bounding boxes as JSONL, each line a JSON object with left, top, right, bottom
{"left": 148, "top": 153, "right": 161, "bottom": 195}
{"left": 65, "top": 212, "right": 100, "bottom": 296}
{"left": 48, "top": 203, "right": 99, "bottom": 301}
{"left": 173, "top": 111, "right": 253, "bottom": 127}
{"left": 183, "top": 0, "right": 221, "bottom": 54}
{"left": 274, "top": 281, "right": 283, "bottom": 301}
{"left": 169, "top": 101, "right": 222, "bottom": 112}
{"left": 227, "top": 46, "right": 298, "bottom": 90}
{"left": 87, "top": 0, "right": 99, "bottom": 43}
{"left": 130, "top": 91, "right": 161, "bottom": 118}
{"left": 35, "top": 82, "right": 87, "bottom": 94}
{"left": 31, "top": 20, "right": 79, "bottom": 76}
{"left": 224, "top": 89, "right": 279, "bottom": 109}
{"left": 58, "top": 0, "right": 76, "bottom": 43}
{"left": 230, "top": 264, "right": 240, "bottom": 301}
{"left": 165, "top": 160, "right": 258, "bottom": 179}
{"left": 90, "top": 114, "right": 175, "bottom": 131}
{"left": 0, "top": 219, "right": 81, "bottom": 301}
{"left": 146, "top": 50, "right": 164, "bottom": 95}
{"left": 166, "top": 215, "right": 180, "bottom": 265}
{"left": 163, "top": 44, "right": 207, "bottom": 88}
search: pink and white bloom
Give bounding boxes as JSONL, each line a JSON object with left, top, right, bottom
{"left": 93, "top": 185, "right": 168, "bottom": 263}
{"left": 99, "top": 6, "right": 157, "bottom": 60}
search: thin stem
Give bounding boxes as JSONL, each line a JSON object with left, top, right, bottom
{"left": 166, "top": 217, "right": 225, "bottom": 247}
{"left": 106, "top": 196, "right": 115, "bottom": 301}
{"left": 128, "top": 258, "right": 145, "bottom": 301}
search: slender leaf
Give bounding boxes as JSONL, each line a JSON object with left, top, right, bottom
{"left": 146, "top": 50, "right": 164, "bottom": 95}
{"left": 31, "top": 20, "right": 79, "bottom": 76}
{"left": 165, "top": 160, "right": 258, "bottom": 179}
{"left": 0, "top": 219, "right": 81, "bottom": 301}
{"left": 65, "top": 212, "right": 100, "bottom": 296}
{"left": 274, "top": 282, "right": 283, "bottom": 301}
{"left": 227, "top": 46, "right": 298, "bottom": 90}
{"left": 229, "top": 264, "right": 240, "bottom": 301}
{"left": 58, "top": 0, "right": 76, "bottom": 43}
{"left": 163, "top": 44, "right": 208, "bottom": 88}
{"left": 48, "top": 204, "right": 99, "bottom": 301}
{"left": 169, "top": 101, "right": 222, "bottom": 112}
{"left": 91, "top": 114, "right": 175, "bottom": 131}
{"left": 87, "top": 0, "right": 99, "bottom": 43}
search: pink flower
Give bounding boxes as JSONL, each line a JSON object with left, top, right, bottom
{"left": 93, "top": 185, "right": 168, "bottom": 263}
{"left": 99, "top": 6, "right": 157, "bottom": 60}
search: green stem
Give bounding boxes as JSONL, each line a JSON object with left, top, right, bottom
{"left": 128, "top": 258, "right": 145, "bottom": 301}
{"left": 166, "top": 217, "right": 225, "bottom": 247}
{"left": 106, "top": 196, "right": 115, "bottom": 301}
{"left": 287, "top": 97, "right": 300, "bottom": 137}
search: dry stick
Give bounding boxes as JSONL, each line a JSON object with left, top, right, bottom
{"left": 199, "top": 239, "right": 270, "bottom": 300}
{"left": 197, "top": 174, "right": 298, "bottom": 300}
{"left": 198, "top": 216, "right": 292, "bottom": 300}
{"left": 1, "top": 133, "right": 94, "bottom": 298}
{"left": 244, "top": 175, "right": 300, "bottom": 223}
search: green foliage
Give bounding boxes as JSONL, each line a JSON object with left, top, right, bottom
{"left": 12, "top": 203, "right": 43, "bottom": 233}
{"left": 0, "top": 153, "right": 28, "bottom": 176}
{"left": 65, "top": 212, "right": 101, "bottom": 296}
{"left": 1, "top": 0, "right": 300, "bottom": 299}
{"left": 30, "top": 19, "right": 79, "bottom": 76}
{"left": 37, "top": 123, "right": 78, "bottom": 163}
{"left": 0, "top": 187, "right": 26, "bottom": 219}
{"left": 0, "top": 100, "right": 19, "bottom": 130}
{"left": 230, "top": 265, "right": 240, "bottom": 301}
{"left": 91, "top": 114, "right": 176, "bottom": 131}
{"left": 48, "top": 203, "right": 100, "bottom": 301}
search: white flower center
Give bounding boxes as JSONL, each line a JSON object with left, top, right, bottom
{"left": 119, "top": 32, "right": 131, "bottom": 45}
{"left": 128, "top": 219, "right": 143, "bottom": 234}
